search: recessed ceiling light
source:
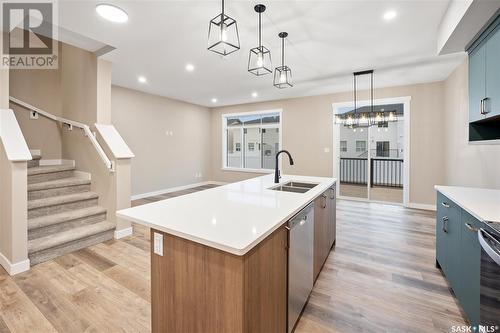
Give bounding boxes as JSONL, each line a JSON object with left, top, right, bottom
{"left": 383, "top": 10, "right": 397, "bottom": 21}
{"left": 251, "top": 92, "right": 258, "bottom": 98}
{"left": 96, "top": 4, "right": 128, "bottom": 23}
{"left": 185, "top": 63, "right": 195, "bottom": 72}
{"left": 211, "top": 98, "right": 218, "bottom": 103}
{"left": 138, "top": 76, "right": 147, "bottom": 83}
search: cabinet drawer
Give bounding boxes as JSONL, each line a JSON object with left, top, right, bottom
{"left": 459, "top": 210, "right": 481, "bottom": 326}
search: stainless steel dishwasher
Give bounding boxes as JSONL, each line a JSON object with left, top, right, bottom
{"left": 287, "top": 202, "right": 314, "bottom": 333}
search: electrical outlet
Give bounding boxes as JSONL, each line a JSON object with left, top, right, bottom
{"left": 324, "top": 147, "right": 330, "bottom": 153}
{"left": 153, "top": 232, "right": 163, "bottom": 256}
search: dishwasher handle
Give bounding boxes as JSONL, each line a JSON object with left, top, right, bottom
{"left": 479, "top": 228, "right": 500, "bottom": 266}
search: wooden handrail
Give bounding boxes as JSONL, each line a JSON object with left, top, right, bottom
{"left": 9, "top": 96, "right": 114, "bottom": 172}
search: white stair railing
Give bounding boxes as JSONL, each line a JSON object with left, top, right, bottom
{"left": 9, "top": 96, "right": 114, "bottom": 172}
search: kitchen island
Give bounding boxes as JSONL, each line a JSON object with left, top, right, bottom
{"left": 117, "top": 174, "right": 336, "bottom": 333}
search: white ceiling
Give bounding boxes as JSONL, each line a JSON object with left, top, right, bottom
{"left": 58, "top": 0, "right": 466, "bottom": 107}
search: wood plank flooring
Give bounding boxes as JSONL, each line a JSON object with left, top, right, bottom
{"left": 0, "top": 184, "right": 467, "bottom": 332}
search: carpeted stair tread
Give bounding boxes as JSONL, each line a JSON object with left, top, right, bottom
{"left": 28, "top": 164, "right": 75, "bottom": 176}
{"left": 28, "top": 177, "right": 91, "bottom": 192}
{"left": 28, "top": 192, "right": 99, "bottom": 210}
{"left": 28, "top": 221, "right": 115, "bottom": 254}
{"left": 28, "top": 206, "right": 107, "bottom": 230}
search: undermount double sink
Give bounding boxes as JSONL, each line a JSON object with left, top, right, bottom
{"left": 270, "top": 181, "right": 319, "bottom": 193}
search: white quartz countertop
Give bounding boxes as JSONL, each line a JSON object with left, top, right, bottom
{"left": 117, "top": 174, "right": 336, "bottom": 255}
{"left": 434, "top": 185, "right": 500, "bottom": 224}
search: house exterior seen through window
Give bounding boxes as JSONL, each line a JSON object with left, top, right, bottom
{"left": 223, "top": 111, "right": 281, "bottom": 170}
{"left": 340, "top": 141, "right": 347, "bottom": 152}
{"left": 356, "top": 140, "right": 367, "bottom": 153}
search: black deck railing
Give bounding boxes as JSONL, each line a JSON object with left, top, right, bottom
{"left": 370, "top": 158, "right": 403, "bottom": 188}
{"left": 339, "top": 158, "right": 368, "bottom": 185}
{"left": 340, "top": 158, "right": 403, "bottom": 188}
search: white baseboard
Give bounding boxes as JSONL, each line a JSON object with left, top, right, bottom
{"left": 39, "top": 159, "right": 75, "bottom": 166}
{"left": 114, "top": 227, "right": 133, "bottom": 239}
{"left": 131, "top": 181, "right": 226, "bottom": 200}
{"left": 406, "top": 202, "right": 436, "bottom": 211}
{"left": 0, "top": 252, "right": 30, "bottom": 275}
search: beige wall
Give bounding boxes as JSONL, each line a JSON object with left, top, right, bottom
{"left": 111, "top": 86, "right": 211, "bottom": 196}
{"left": 9, "top": 47, "right": 63, "bottom": 159}
{"left": 210, "top": 82, "right": 446, "bottom": 206}
{"left": 443, "top": 59, "right": 500, "bottom": 188}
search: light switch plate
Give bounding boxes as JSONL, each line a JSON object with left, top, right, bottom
{"left": 153, "top": 232, "right": 163, "bottom": 256}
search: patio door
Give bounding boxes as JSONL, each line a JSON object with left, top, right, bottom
{"left": 334, "top": 100, "right": 407, "bottom": 205}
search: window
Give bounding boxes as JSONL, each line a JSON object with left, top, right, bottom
{"left": 376, "top": 141, "right": 390, "bottom": 157}
{"left": 356, "top": 140, "right": 366, "bottom": 152}
{"left": 223, "top": 111, "right": 281, "bottom": 170}
{"left": 340, "top": 141, "right": 347, "bottom": 152}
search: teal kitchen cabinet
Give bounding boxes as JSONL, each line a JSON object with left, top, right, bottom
{"left": 486, "top": 23, "right": 500, "bottom": 120}
{"left": 435, "top": 191, "right": 482, "bottom": 326}
{"left": 469, "top": 42, "right": 486, "bottom": 123}
{"left": 458, "top": 210, "right": 481, "bottom": 327}
{"left": 435, "top": 193, "right": 461, "bottom": 293}
{"left": 468, "top": 14, "right": 500, "bottom": 142}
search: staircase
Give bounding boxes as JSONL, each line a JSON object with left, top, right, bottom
{"left": 27, "top": 154, "right": 115, "bottom": 265}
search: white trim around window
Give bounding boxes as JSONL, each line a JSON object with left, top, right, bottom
{"left": 221, "top": 109, "right": 283, "bottom": 173}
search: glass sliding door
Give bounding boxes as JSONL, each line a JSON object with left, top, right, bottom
{"left": 338, "top": 118, "right": 369, "bottom": 199}
{"left": 335, "top": 102, "right": 405, "bottom": 204}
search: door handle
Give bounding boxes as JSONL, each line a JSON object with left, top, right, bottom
{"left": 441, "top": 202, "right": 450, "bottom": 208}
{"left": 329, "top": 187, "right": 335, "bottom": 200}
{"left": 464, "top": 222, "right": 479, "bottom": 233}
{"left": 442, "top": 216, "right": 449, "bottom": 233}
{"left": 481, "top": 97, "right": 490, "bottom": 115}
{"left": 321, "top": 194, "right": 327, "bottom": 208}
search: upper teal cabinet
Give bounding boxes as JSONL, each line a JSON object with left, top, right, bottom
{"left": 469, "top": 42, "right": 486, "bottom": 123}
{"left": 468, "top": 14, "right": 500, "bottom": 142}
{"left": 486, "top": 24, "right": 500, "bottom": 119}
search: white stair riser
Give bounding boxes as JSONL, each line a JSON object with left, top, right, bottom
{"left": 28, "top": 170, "right": 74, "bottom": 184}
{"left": 28, "top": 213, "right": 107, "bottom": 240}
{"left": 29, "top": 184, "right": 91, "bottom": 200}
{"left": 28, "top": 198, "right": 98, "bottom": 219}
{"left": 29, "top": 230, "right": 114, "bottom": 266}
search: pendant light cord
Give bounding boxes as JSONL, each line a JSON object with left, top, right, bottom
{"left": 258, "top": 12, "right": 262, "bottom": 48}
{"left": 281, "top": 37, "right": 284, "bottom": 67}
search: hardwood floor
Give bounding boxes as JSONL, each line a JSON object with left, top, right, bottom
{"left": 0, "top": 185, "right": 467, "bottom": 333}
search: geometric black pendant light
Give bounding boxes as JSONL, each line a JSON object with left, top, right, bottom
{"left": 208, "top": 0, "right": 240, "bottom": 56}
{"left": 273, "top": 32, "right": 292, "bottom": 89}
{"left": 248, "top": 4, "right": 272, "bottom": 76}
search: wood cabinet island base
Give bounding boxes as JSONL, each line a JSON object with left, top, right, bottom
{"left": 151, "top": 226, "right": 288, "bottom": 333}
